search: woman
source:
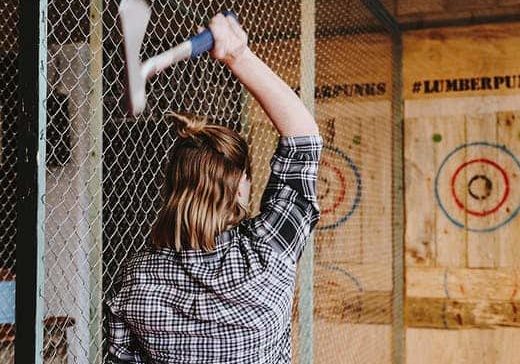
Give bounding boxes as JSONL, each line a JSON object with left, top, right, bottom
{"left": 106, "top": 13, "right": 322, "bottom": 363}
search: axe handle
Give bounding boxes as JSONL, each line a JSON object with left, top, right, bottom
{"left": 141, "top": 11, "right": 238, "bottom": 79}
{"left": 188, "top": 11, "right": 237, "bottom": 58}
{"left": 141, "top": 41, "right": 192, "bottom": 79}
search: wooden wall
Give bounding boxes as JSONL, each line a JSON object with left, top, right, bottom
{"left": 404, "top": 22, "right": 520, "bottom": 364}
{"left": 244, "top": 16, "right": 520, "bottom": 364}
{"left": 395, "top": 0, "right": 520, "bottom": 25}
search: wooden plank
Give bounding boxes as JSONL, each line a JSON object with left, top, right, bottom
{"left": 406, "top": 108, "right": 517, "bottom": 269}
{"left": 254, "top": 36, "right": 391, "bottom": 95}
{"left": 407, "top": 328, "right": 520, "bottom": 364}
{"left": 403, "top": 23, "right": 520, "bottom": 100}
{"left": 407, "top": 267, "right": 519, "bottom": 300}
{"left": 398, "top": 0, "right": 520, "bottom": 19}
{"left": 315, "top": 322, "right": 391, "bottom": 364}
{"left": 314, "top": 264, "right": 392, "bottom": 324}
{"left": 313, "top": 36, "right": 393, "bottom": 267}
{"left": 406, "top": 297, "right": 520, "bottom": 329}
{"left": 397, "top": 0, "right": 444, "bottom": 16}
{"left": 361, "top": 111, "right": 393, "bottom": 273}
{"left": 405, "top": 95, "right": 520, "bottom": 119}
{"left": 500, "top": 0, "right": 520, "bottom": 5}
{"left": 316, "top": 262, "right": 393, "bottom": 292}
{"left": 433, "top": 115, "right": 467, "bottom": 267}
{"left": 315, "top": 101, "right": 362, "bottom": 264}
{"left": 314, "top": 289, "right": 392, "bottom": 325}
{"left": 316, "top": 36, "right": 391, "bottom": 96}
{"left": 465, "top": 113, "right": 499, "bottom": 268}
{"left": 404, "top": 117, "right": 436, "bottom": 266}
{"left": 495, "top": 328, "right": 520, "bottom": 363}
{"left": 445, "top": 0, "right": 497, "bottom": 12}
{"left": 497, "top": 111, "right": 520, "bottom": 268}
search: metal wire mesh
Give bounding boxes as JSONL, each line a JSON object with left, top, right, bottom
{"left": 311, "top": 2, "right": 399, "bottom": 363}
{"left": 0, "top": 0, "right": 19, "bottom": 361}
{"left": 2, "top": 0, "right": 402, "bottom": 362}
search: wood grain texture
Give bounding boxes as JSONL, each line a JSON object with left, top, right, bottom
{"left": 407, "top": 267, "right": 520, "bottom": 301}
{"left": 465, "top": 113, "right": 499, "bottom": 268}
{"left": 406, "top": 297, "right": 520, "bottom": 329}
{"left": 404, "top": 117, "right": 436, "bottom": 266}
{"left": 315, "top": 101, "right": 363, "bottom": 264}
{"left": 404, "top": 23, "right": 520, "bottom": 100}
{"left": 433, "top": 115, "right": 467, "bottom": 268}
{"left": 497, "top": 111, "right": 520, "bottom": 268}
{"left": 403, "top": 21, "right": 520, "bottom": 364}
{"left": 361, "top": 113, "right": 393, "bottom": 270}
{"left": 315, "top": 321, "right": 391, "bottom": 364}
{"left": 406, "top": 328, "right": 520, "bottom": 364}
{"left": 397, "top": 0, "right": 444, "bottom": 16}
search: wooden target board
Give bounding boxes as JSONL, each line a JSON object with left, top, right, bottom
{"left": 404, "top": 22, "right": 520, "bottom": 364}
{"left": 435, "top": 141, "right": 519, "bottom": 233}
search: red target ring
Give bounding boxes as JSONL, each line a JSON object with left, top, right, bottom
{"left": 450, "top": 158, "right": 510, "bottom": 217}
{"left": 320, "top": 159, "right": 346, "bottom": 215}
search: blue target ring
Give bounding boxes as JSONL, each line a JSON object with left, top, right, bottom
{"left": 318, "top": 145, "right": 362, "bottom": 231}
{"left": 435, "top": 142, "right": 520, "bottom": 233}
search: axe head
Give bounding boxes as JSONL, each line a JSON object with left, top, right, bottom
{"left": 118, "top": 0, "right": 151, "bottom": 116}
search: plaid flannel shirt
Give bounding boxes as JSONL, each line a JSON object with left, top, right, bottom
{"left": 106, "top": 134, "right": 322, "bottom": 363}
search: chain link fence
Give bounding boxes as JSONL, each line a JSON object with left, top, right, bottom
{"left": 1, "top": 0, "right": 402, "bottom": 362}
{"left": 0, "top": 0, "right": 19, "bottom": 361}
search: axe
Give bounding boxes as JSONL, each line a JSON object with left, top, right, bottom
{"left": 118, "top": 0, "right": 235, "bottom": 116}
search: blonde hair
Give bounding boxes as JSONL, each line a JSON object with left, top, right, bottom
{"left": 151, "top": 112, "right": 250, "bottom": 252}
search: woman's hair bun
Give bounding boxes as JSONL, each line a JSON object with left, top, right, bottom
{"left": 167, "top": 111, "right": 207, "bottom": 139}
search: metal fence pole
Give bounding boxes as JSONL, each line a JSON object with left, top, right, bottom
{"left": 391, "top": 32, "right": 405, "bottom": 364}
{"left": 360, "top": 2, "right": 405, "bottom": 363}
{"left": 298, "top": 1, "right": 315, "bottom": 363}
{"left": 88, "top": 0, "right": 104, "bottom": 362}
{"left": 15, "top": 0, "right": 47, "bottom": 363}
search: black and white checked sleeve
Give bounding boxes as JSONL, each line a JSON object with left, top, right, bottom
{"left": 249, "top": 134, "right": 322, "bottom": 263}
{"left": 105, "top": 286, "right": 146, "bottom": 363}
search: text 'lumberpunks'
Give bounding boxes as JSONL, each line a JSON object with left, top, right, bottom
{"left": 411, "top": 74, "right": 520, "bottom": 94}
{"left": 294, "top": 82, "right": 387, "bottom": 100}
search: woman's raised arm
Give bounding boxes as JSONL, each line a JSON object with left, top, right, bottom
{"left": 207, "top": 13, "right": 319, "bottom": 137}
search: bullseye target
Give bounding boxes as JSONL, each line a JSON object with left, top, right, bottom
{"left": 317, "top": 145, "right": 362, "bottom": 230}
{"left": 435, "top": 142, "right": 520, "bottom": 232}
